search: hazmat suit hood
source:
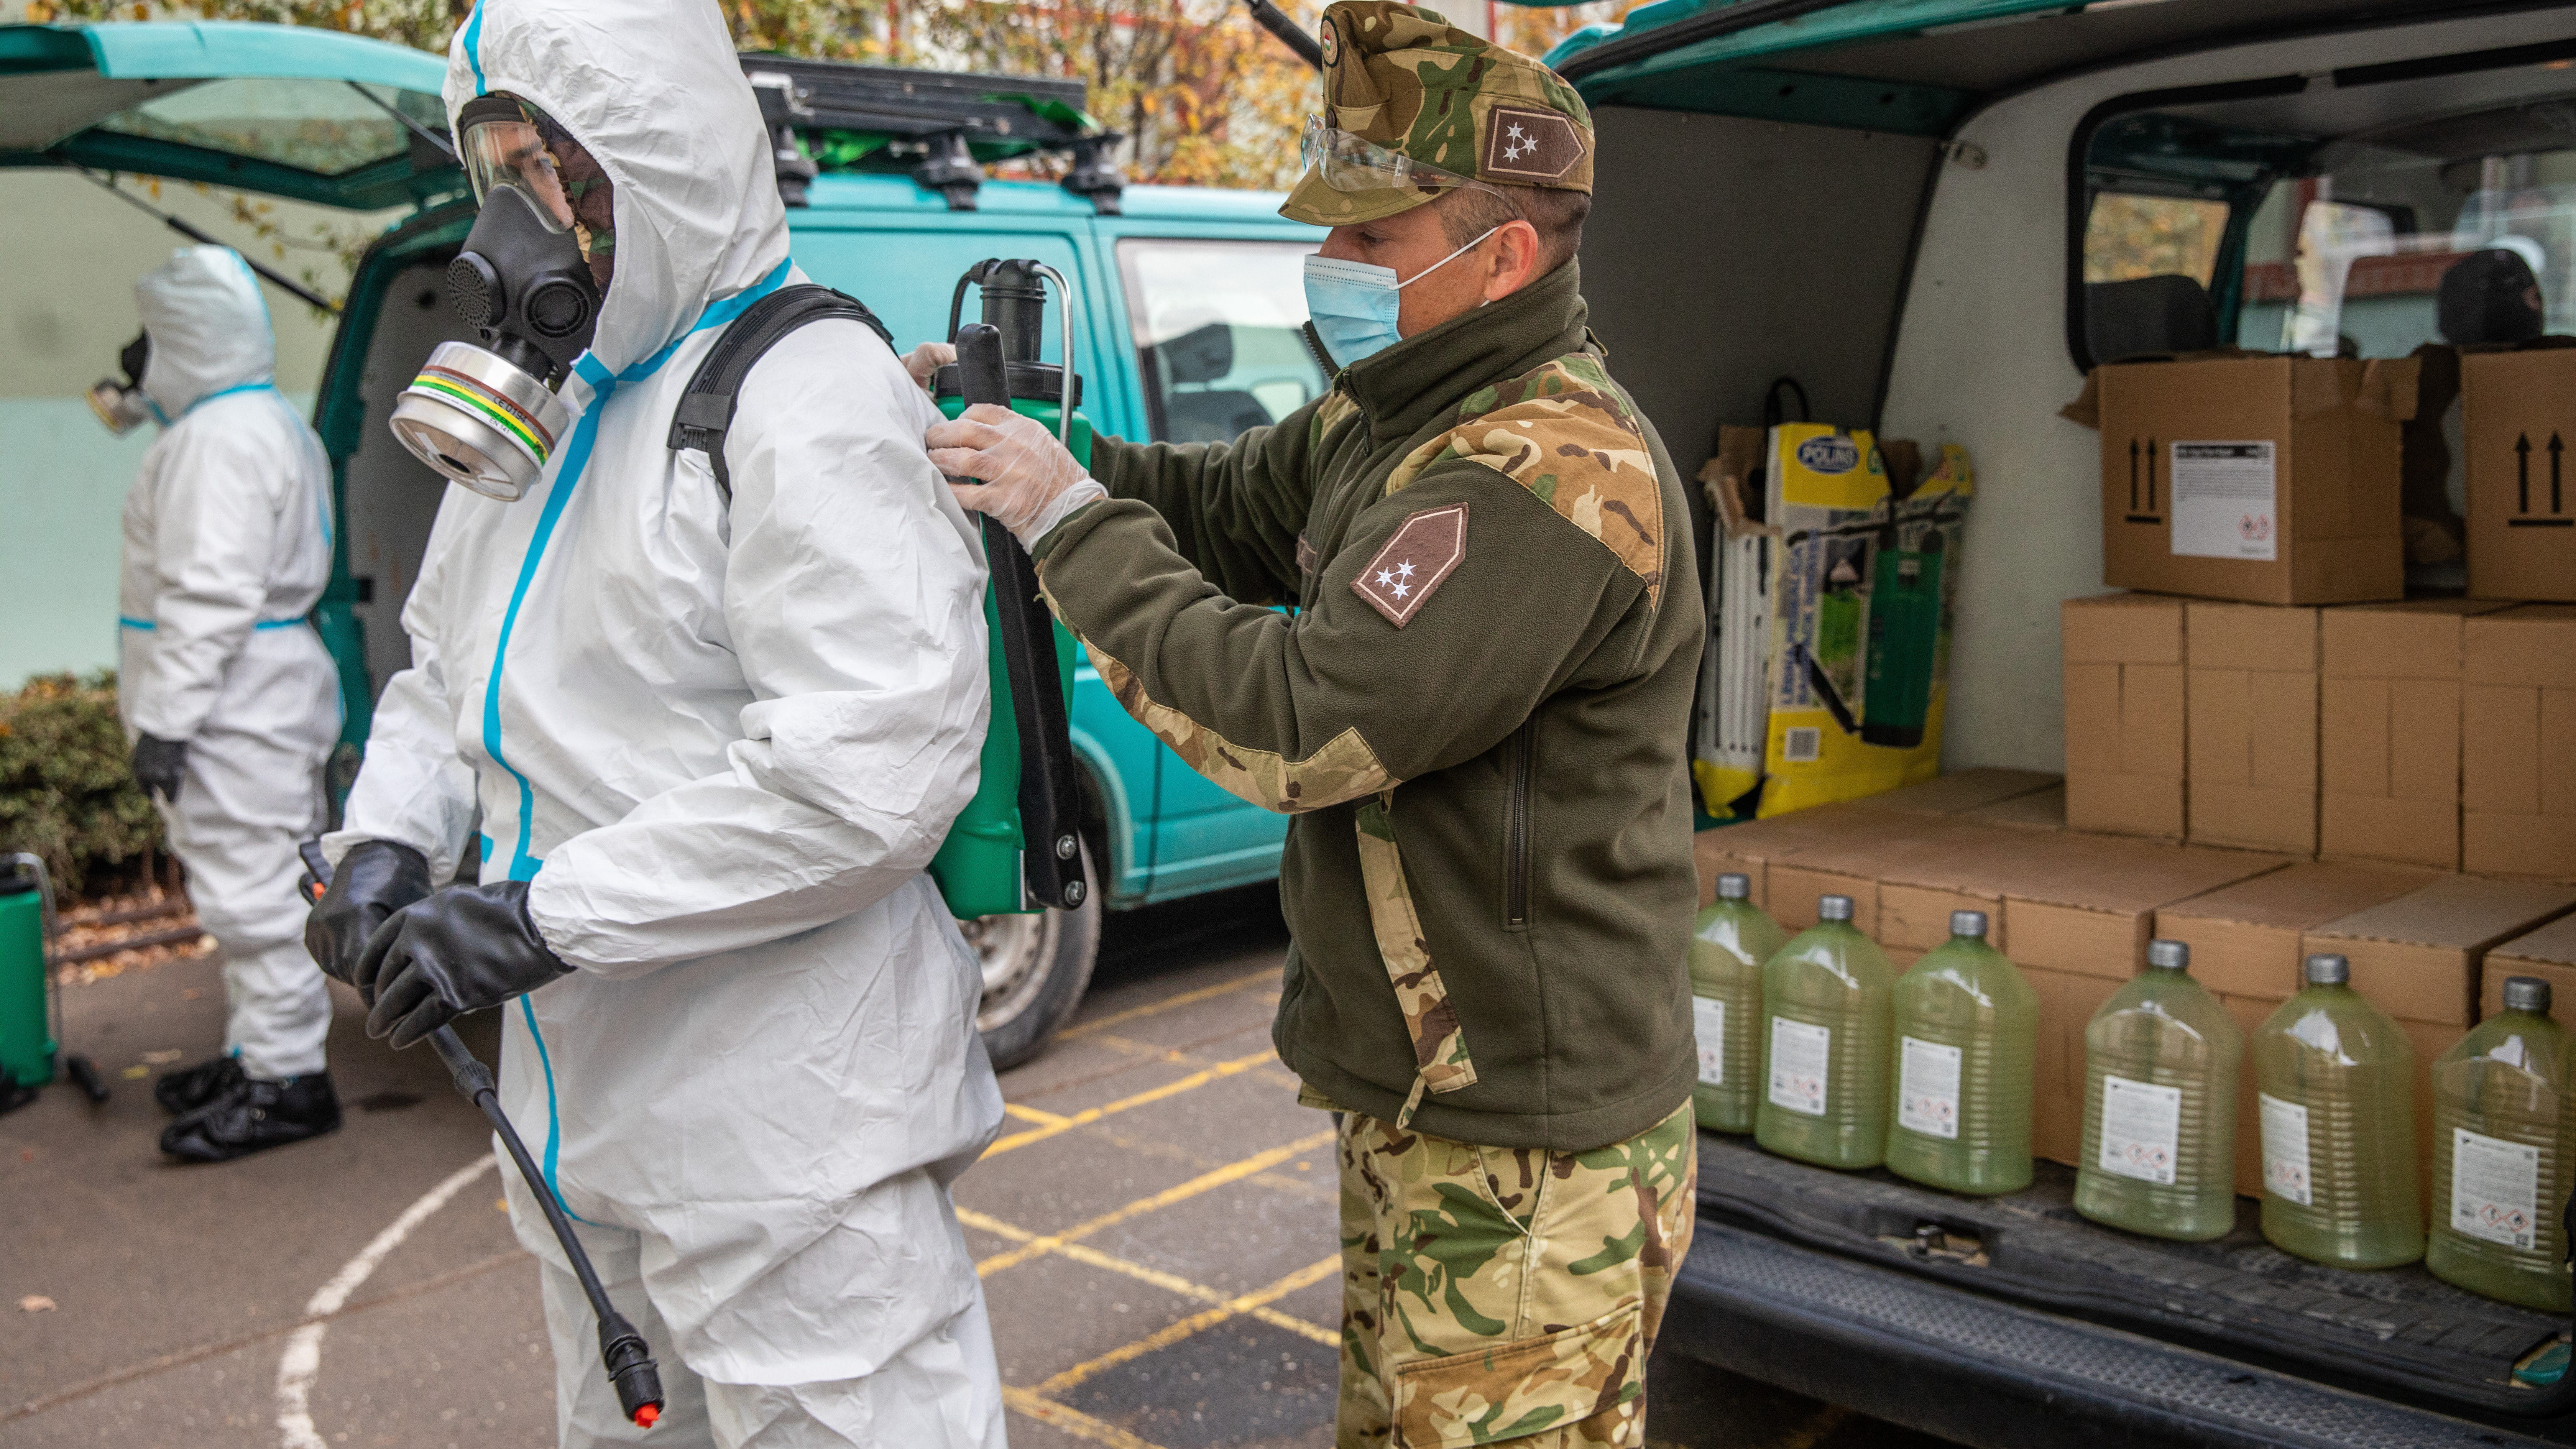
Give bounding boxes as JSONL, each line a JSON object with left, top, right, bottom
{"left": 135, "top": 245, "right": 276, "bottom": 418}
{"left": 444, "top": 0, "right": 789, "bottom": 378}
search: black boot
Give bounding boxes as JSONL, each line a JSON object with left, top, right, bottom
{"left": 153, "top": 1055, "right": 246, "bottom": 1116}
{"left": 159, "top": 1071, "right": 342, "bottom": 1163}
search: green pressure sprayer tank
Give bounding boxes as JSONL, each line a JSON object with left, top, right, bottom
{"left": 928, "top": 259, "right": 1091, "bottom": 920}
{"left": 2, "top": 854, "right": 57, "bottom": 1090}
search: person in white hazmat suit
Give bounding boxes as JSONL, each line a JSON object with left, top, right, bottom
{"left": 300, "top": 2, "right": 1007, "bottom": 1443}
{"left": 110, "top": 244, "right": 347, "bottom": 1164}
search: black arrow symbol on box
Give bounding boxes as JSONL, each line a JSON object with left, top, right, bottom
{"left": 2128, "top": 437, "right": 2140, "bottom": 512}
{"left": 2552, "top": 432, "right": 2564, "bottom": 514}
{"left": 2517, "top": 433, "right": 2532, "bottom": 514}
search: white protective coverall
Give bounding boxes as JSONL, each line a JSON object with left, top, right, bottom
{"left": 118, "top": 245, "right": 341, "bottom": 1081}
{"left": 323, "top": 2, "right": 1004, "bottom": 1444}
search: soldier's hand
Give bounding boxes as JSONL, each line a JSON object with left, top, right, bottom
{"left": 927, "top": 404, "right": 1106, "bottom": 550}
{"left": 901, "top": 341, "right": 956, "bottom": 393}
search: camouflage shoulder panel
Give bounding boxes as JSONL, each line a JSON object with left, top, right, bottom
{"left": 1311, "top": 386, "right": 1363, "bottom": 453}
{"left": 1382, "top": 352, "right": 1664, "bottom": 601}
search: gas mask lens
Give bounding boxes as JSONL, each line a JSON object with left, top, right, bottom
{"left": 88, "top": 330, "right": 155, "bottom": 435}
{"left": 1299, "top": 117, "right": 1482, "bottom": 199}
{"left": 457, "top": 96, "right": 576, "bottom": 231}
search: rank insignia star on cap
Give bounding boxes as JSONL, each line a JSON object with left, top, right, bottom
{"left": 1352, "top": 503, "right": 1467, "bottom": 627}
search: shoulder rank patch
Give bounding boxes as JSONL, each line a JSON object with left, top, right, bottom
{"left": 1351, "top": 503, "right": 1467, "bottom": 628}
{"left": 1381, "top": 353, "right": 1664, "bottom": 602}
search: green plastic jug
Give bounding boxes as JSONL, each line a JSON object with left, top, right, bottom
{"left": 1886, "top": 910, "right": 2037, "bottom": 1195}
{"left": 1756, "top": 894, "right": 1894, "bottom": 1169}
{"left": 1, "top": 854, "right": 56, "bottom": 1090}
{"left": 2075, "top": 940, "right": 2242, "bottom": 1242}
{"left": 1690, "top": 872, "right": 1787, "bottom": 1134}
{"left": 2252, "top": 953, "right": 2423, "bottom": 1269}
{"left": 2428, "top": 976, "right": 2573, "bottom": 1310}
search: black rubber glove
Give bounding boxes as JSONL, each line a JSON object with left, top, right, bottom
{"left": 358, "top": 880, "right": 575, "bottom": 1048}
{"left": 130, "top": 734, "right": 189, "bottom": 803}
{"left": 305, "top": 840, "right": 434, "bottom": 995}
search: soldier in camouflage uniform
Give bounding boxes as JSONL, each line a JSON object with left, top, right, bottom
{"left": 927, "top": 7, "right": 1702, "bottom": 1444}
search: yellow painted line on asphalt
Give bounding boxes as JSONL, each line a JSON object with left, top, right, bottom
{"left": 958, "top": 1207, "right": 1336, "bottom": 1345}
{"left": 1001, "top": 1385, "right": 1171, "bottom": 1449}
{"left": 1002, "top": 1102, "right": 1070, "bottom": 1126}
{"left": 975, "top": 1128, "right": 1336, "bottom": 1275}
{"left": 980, "top": 1047, "right": 1281, "bottom": 1158}
{"left": 1055, "top": 968, "right": 1275, "bottom": 1042}
{"left": 1037, "top": 1255, "right": 1342, "bottom": 1395}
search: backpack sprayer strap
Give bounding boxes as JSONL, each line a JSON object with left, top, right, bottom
{"left": 668, "top": 283, "right": 894, "bottom": 502}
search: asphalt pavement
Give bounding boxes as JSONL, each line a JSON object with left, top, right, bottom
{"left": 1, "top": 886, "right": 1944, "bottom": 1449}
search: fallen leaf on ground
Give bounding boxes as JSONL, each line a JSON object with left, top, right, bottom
{"left": 17, "top": 1296, "right": 55, "bottom": 1313}
{"left": 120, "top": 1065, "right": 148, "bottom": 1080}
{"left": 140, "top": 1049, "right": 182, "bottom": 1065}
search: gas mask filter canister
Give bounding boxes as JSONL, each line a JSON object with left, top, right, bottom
{"left": 88, "top": 331, "right": 158, "bottom": 435}
{"left": 389, "top": 98, "right": 603, "bottom": 501}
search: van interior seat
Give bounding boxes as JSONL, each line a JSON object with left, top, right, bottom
{"left": 2085, "top": 273, "right": 2218, "bottom": 364}
{"left": 1152, "top": 321, "right": 1272, "bottom": 442}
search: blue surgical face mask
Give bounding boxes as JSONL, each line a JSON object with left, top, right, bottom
{"left": 1302, "top": 226, "right": 1499, "bottom": 368}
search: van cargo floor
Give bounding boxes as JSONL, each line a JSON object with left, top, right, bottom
{"left": 1695, "top": 1130, "right": 2567, "bottom": 1416}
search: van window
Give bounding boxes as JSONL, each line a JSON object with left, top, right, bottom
{"left": 95, "top": 78, "right": 444, "bottom": 177}
{"left": 1115, "top": 238, "right": 1326, "bottom": 444}
{"left": 2076, "top": 51, "right": 2576, "bottom": 367}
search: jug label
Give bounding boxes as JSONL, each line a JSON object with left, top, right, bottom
{"left": 1768, "top": 1017, "right": 1831, "bottom": 1117}
{"left": 1898, "top": 1037, "right": 1962, "bottom": 1140}
{"left": 2259, "top": 1093, "right": 2312, "bottom": 1206}
{"left": 2451, "top": 1127, "right": 2541, "bottom": 1250}
{"left": 2098, "top": 1074, "right": 2181, "bottom": 1184}
{"left": 1693, "top": 997, "right": 1726, "bottom": 1087}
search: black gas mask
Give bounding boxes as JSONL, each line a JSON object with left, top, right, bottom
{"left": 88, "top": 331, "right": 158, "bottom": 435}
{"left": 387, "top": 95, "right": 606, "bottom": 501}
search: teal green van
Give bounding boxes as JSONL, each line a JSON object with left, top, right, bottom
{"left": 0, "top": 21, "right": 1321, "bottom": 1069}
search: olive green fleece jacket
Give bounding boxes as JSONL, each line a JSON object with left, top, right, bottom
{"left": 1030, "top": 260, "right": 1700, "bottom": 1151}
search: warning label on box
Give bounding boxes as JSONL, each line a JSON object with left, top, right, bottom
{"left": 2170, "top": 440, "right": 2277, "bottom": 561}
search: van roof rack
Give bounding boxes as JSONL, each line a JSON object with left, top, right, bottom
{"left": 736, "top": 54, "right": 1124, "bottom": 214}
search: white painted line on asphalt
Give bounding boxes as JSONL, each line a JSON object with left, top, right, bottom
{"left": 274, "top": 1156, "right": 497, "bottom": 1449}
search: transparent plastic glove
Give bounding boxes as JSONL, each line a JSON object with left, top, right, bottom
{"left": 901, "top": 341, "right": 956, "bottom": 393}
{"left": 927, "top": 403, "right": 1108, "bottom": 550}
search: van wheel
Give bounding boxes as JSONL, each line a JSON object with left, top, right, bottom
{"left": 964, "top": 843, "right": 1102, "bottom": 1072}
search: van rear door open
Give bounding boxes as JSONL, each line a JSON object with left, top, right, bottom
{"left": 1539, "top": 0, "right": 2576, "bottom": 1441}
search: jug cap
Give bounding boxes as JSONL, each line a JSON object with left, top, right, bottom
{"left": 1949, "top": 909, "right": 1988, "bottom": 939}
{"left": 2505, "top": 976, "right": 2554, "bottom": 1014}
{"left": 1818, "top": 894, "right": 1855, "bottom": 923}
{"left": 2146, "top": 939, "right": 2190, "bottom": 970}
{"left": 1715, "top": 872, "right": 1751, "bottom": 901}
{"left": 2303, "top": 953, "right": 2350, "bottom": 986}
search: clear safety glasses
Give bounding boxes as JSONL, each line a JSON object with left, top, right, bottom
{"left": 457, "top": 95, "right": 578, "bottom": 232}
{"left": 1299, "top": 116, "right": 1501, "bottom": 202}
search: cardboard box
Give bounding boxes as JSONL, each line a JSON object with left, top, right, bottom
{"left": 2152, "top": 861, "right": 2438, "bottom": 1001}
{"left": 2034, "top": 1091, "right": 2081, "bottom": 1168}
{"left": 1854, "top": 768, "right": 2061, "bottom": 818}
{"left": 1986, "top": 833, "right": 2290, "bottom": 981}
{"left": 2185, "top": 602, "right": 2320, "bottom": 854}
{"left": 2320, "top": 600, "right": 2515, "bottom": 870}
{"left": 2302, "top": 875, "right": 2576, "bottom": 1027}
{"left": 1758, "top": 810, "right": 1997, "bottom": 933}
{"left": 1692, "top": 806, "right": 1870, "bottom": 907}
{"left": 2481, "top": 913, "right": 2576, "bottom": 1032}
{"left": 2091, "top": 355, "right": 2413, "bottom": 606}
{"left": 2462, "top": 606, "right": 2576, "bottom": 879}
{"left": 1958, "top": 783, "right": 2065, "bottom": 831}
{"left": 2463, "top": 348, "right": 2576, "bottom": 601}
{"left": 2063, "top": 594, "right": 2186, "bottom": 840}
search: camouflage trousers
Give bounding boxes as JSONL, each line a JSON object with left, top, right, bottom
{"left": 1330, "top": 1098, "right": 1697, "bottom": 1449}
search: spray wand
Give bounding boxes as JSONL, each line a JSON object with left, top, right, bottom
{"left": 297, "top": 843, "right": 665, "bottom": 1429}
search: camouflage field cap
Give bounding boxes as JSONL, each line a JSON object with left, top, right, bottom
{"left": 1281, "top": 0, "right": 1595, "bottom": 228}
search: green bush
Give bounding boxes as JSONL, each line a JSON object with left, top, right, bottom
{"left": 0, "top": 672, "right": 160, "bottom": 895}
